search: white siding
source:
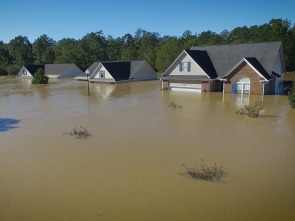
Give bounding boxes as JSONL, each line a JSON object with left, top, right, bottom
{"left": 93, "top": 66, "right": 114, "bottom": 80}
{"left": 16, "top": 66, "right": 33, "bottom": 78}
{"left": 169, "top": 53, "right": 207, "bottom": 76}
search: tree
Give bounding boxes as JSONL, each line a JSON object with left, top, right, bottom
{"left": 180, "top": 30, "right": 197, "bottom": 49}
{"left": 106, "top": 35, "right": 122, "bottom": 61}
{"left": 229, "top": 26, "right": 250, "bottom": 43}
{"left": 31, "top": 68, "right": 48, "bottom": 84}
{"left": 0, "top": 41, "right": 9, "bottom": 75}
{"left": 54, "top": 38, "right": 78, "bottom": 64}
{"left": 197, "top": 31, "right": 223, "bottom": 45}
{"left": 76, "top": 31, "right": 108, "bottom": 70}
{"left": 288, "top": 82, "right": 295, "bottom": 108}
{"left": 120, "top": 34, "right": 137, "bottom": 60}
{"left": 156, "top": 36, "right": 182, "bottom": 73}
{"left": 7, "top": 36, "right": 33, "bottom": 74}
{"left": 135, "top": 29, "right": 159, "bottom": 69}
{"left": 32, "top": 34, "right": 56, "bottom": 64}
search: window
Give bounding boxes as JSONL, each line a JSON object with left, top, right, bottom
{"left": 23, "top": 69, "right": 27, "bottom": 76}
{"left": 99, "top": 70, "right": 105, "bottom": 78}
{"left": 236, "top": 77, "right": 250, "bottom": 94}
{"left": 179, "top": 62, "right": 191, "bottom": 72}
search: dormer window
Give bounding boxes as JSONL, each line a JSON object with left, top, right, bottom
{"left": 179, "top": 62, "right": 191, "bottom": 72}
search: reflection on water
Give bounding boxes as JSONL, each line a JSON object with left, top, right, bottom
{"left": 0, "top": 76, "right": 295, "bottom": 221}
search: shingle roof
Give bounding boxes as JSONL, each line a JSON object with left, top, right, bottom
{"left": 24, "top": 65, "right": 45, "bottom": 76}
{"left": 185, "top": 50, "right": 218, "bottom": 79}
{"left": 245, "top": 57, "right": 271, "bottom": 80}
{"left": 191, "top": 41, "right": 284, "bottom": 78}
{"left": 45, "top": 64, "right": 80, "bottom": 76}
{"left": 101, "top": 61, "right": 131, "bottom": 81}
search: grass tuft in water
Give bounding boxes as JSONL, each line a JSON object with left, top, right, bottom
{"left": 63, "top": 125, "right": 92, "bottom": 139}
{"left": 181, "top": 160, "right": 224, "bottom": 182}
{"left": 236, "top": 101, "right": 264, "bottom": 118}
{"left": 168, "top": 101, "right": 183, "bottom": 108}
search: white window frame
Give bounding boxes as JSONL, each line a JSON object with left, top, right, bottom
{"left": 99, "top": 70, "right": 105, "bottom": 78}
{"left": 236, "top": 77, "right": 250, "bottom": 94}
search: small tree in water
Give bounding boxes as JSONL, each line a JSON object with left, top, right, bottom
{"left": 32, "top": 68, "right": 48, "bottom": 84}
{"left": 237, "top": 101, "right": 264, "bottom": 118}
{"left": 288, "top": 82, "right": 295, "bottom": 108}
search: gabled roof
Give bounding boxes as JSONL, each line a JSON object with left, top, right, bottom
{"left": 245, "top": 57, "right": 271, "bottom": 80}
{"left": 24, "top": 65, "right": 45, "bottom": 76}
{"left": 222, "top": 57, "right": 271, "bottom": 81}
{"left": 191, "top": 41, "right": 285, "bottom": 78}
{"left": 272, "top": 71, "right": 281, "bottom": 78}
{"left": 101, "top": 61, "right": 131, "bottom": 81}
{"left": 185, "top": 50, "right": 218, "bottom": 79}
{"left": 45, "top": 64, "right": 81, "bottom": 76}
{"left": 161, "top": 50, "right": 218, "bottom": 80}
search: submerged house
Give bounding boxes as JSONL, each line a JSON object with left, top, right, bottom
{"left": 75, "top": 60, "right": 158, "bottom": 83}
{"left": 17, "top": 64, "right": 82, "bottom": 78}
{"left": 161, "top": 41, "right": 286, "bottom": 95}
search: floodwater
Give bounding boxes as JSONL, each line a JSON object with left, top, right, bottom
{"left": 0, "top": 76, "right": 295, "bottom": 221}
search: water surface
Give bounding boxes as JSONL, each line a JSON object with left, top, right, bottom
{"left": 0, "top": 76, "right": 295, "bottom": 220}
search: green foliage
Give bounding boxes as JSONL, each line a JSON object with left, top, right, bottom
{"left": 32, "top": 34, "right": 56, "bottom": 64}
{"left": 7, "top": 36, "right": 33, "bottom": 71}
{"left": 237, "top": 101, "right": 264, "bottom": 118}
{"left": 1, "top": 18, "right": 295, "bottom": 75}
{"left": 288, "top": 82, "right": 295, "bottom": 108}
{"left": 31, "top": 68, "right": 48, "bottom": 84}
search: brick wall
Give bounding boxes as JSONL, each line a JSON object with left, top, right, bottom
{"left": 224, "top": 61, "right": 263, "bottom": 95}
{"left": 202, "top": 81, "right": 209, "bottom": 92}
{"left": 162, "top": 80, "right": 169, "bottom": 90}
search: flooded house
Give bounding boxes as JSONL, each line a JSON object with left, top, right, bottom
{"left": 75, "top": 60, "right": 158, "bottom": 83}
{"left": 161, "top": 41, "right": 286, "bottom": 95}
{"left": 17, "top": 64, "right": 83, "bottom": 78}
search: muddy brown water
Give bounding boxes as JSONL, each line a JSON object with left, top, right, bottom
{"left": 0, "top": 76, "right": 295, "bottom": 221}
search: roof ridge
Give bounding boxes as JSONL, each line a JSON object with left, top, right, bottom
{"left": 191, "top": 41, "right": 281, "bottom": 48}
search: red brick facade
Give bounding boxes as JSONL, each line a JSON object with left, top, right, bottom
{"left": 224, "top": 61, "right": 264, "bottom": 95}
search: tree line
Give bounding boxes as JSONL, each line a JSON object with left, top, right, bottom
{"left": 0, "top": 18, "right": 294, "bottom": 76}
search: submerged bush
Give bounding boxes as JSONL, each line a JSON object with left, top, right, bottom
{"left": 32, "top": 68, "right": 48, "bottom": 84}
{"left": 237, "top": 101, "right": 264, "bottom": 118}
{"left": 288, "top": 82, "right": 295, "bottom": 108}
{"left": 63, "top": 125, "right": 92, "bottom": 139}
{"left": 168, "top": 101, "right": 183, "bottom": 108}
{"left": 181, "top": 160, "right": 224, "bottom": 182}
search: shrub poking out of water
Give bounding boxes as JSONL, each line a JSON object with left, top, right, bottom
{"left": 236, "top": 101, "right": 264, "bottom": 118}
{"left": 64, "top": 126, "right": 91, "bottom": 139}
{"left": 288, "top": 82, "right": 295, "bottom": 108}
{"left": 181, "top": 160, "right": 224, "bottom": 182}
{"left": 168, "top": 101, "right": 183, "bottom": 108}
{"left": 32, "top": 68, "right": 49, "bottom": 84}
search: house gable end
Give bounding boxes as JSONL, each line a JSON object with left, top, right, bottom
{"left": 223, "top": 58, "right": 271, "bottom": 81}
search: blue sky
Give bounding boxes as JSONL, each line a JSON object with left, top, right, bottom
{"left": 1, "top": 0, "right": 295, "bottom": 43}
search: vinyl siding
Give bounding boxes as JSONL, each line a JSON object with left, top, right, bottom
{"left": 93, "top": 66, "right": 114, "bottom": 80}
{"left": 169, "top": 54, "right": 207, "bottom": 76}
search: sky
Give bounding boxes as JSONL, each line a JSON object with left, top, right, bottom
{"left": 1, "top": 0, "right": 295, "bottom": 43}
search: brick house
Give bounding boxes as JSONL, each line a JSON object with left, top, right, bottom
{"left": 161, "top": 42, "right": 286, "bottom": 95}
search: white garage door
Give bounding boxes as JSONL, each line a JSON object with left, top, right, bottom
{"left": 169, "top": 82, "right": 202, "bottom": 92}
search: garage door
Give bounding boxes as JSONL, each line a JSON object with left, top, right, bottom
{"left": 169, "top": 82, "right": 202, "bottom": 92}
